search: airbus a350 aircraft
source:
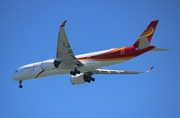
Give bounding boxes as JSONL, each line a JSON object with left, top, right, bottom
{"left": 12, "top": 20, "right": 168, "bottom": 88}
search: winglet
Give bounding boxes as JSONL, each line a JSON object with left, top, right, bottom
{"left": 60, "top": 20, "right": 67, "bottom": 28}
{"left": 146, "top": 66, "right": 154, "bottom": 73}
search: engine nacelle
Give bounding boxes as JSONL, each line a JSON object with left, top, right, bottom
{"left": 41, "top": 59, "right": 56, "bottom": 70}
{"left": 70, "top": 73, "right": 86, "bottom": 85}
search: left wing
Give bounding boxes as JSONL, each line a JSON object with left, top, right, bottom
{"left": 91, "top": 67, "right": 154, "bottom": 74}
{"left": 56, "top": 20, "right": 83, "bottom": 68}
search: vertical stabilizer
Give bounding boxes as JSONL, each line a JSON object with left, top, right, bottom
{"left": 133, "top": 20, "right": 159, "bottom": 49}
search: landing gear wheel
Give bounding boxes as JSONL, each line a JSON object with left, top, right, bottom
{"left": 70, "top": 71, "right": 74, "bottom": 75}
{"left": 70, "top": 71, "right": 76, "bottom": 76}
{"left": 19, "top": 80, "right": 23, "bottom": 88}
{"left": 76, "top": 70, "right": 80, "bottom": 74}
{"left": 74, "top": 68, "right": 81, "bottom": 74}
{"left": 19, "top": 85, "right": 23, "bottom": 88}
{"left": 70, "top": 68, "right": 81, "bottom": 75}
{"left": 83, "top": 75, "right": 95, "bottom": 83}
{"left": 91, "top": 78, "right": 95, "bottom": 81}
{"left": 87, "top": 80, "right": 91, "bottom": 83}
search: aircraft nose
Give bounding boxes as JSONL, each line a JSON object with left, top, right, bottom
{"left": 12, "top": 74, "right": 17, "bottom": 81}
{"left": 12, "top": 72, "right": 20, "bottom": 81}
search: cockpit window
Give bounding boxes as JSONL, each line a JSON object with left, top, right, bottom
{"left": 15, "top": 70, "right": 17, "bottom": 73}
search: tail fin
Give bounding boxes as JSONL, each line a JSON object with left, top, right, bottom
{"left": 133, "top": 20, "right": 159, "bottom": 49}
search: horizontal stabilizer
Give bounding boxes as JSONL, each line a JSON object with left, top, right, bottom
{"left": 150, "top": 48, "right": 169, "bottom": 51}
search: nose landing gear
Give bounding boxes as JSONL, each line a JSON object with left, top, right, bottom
{"left": 19, "top": 80, "right": 23, "bottom": 88}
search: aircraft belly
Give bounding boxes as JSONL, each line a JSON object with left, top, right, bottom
{"left": 84, "top": 60, "right": 124, "bottom": 66}
{"left": 78, "top": 60, "right": 125, "bottom": 72}
{"left": 36, "top": 69, "right": 60, "bottom": 79}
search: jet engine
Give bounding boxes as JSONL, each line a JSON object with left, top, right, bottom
{"left": 41, "top": 59, "right": 61, "bottom": 70}
{"left": 70, "top": 73, "right": 85, "bottom": 85}
{"left": 70, "top": 73, "right": 95, "bottom": 85}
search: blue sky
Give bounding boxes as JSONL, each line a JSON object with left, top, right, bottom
{"left": 1, "top": 0, "right": 180, "bottom": 118}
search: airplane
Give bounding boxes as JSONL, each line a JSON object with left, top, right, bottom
{"left": 12, "top": 20, "right": 168, "bottom": 88}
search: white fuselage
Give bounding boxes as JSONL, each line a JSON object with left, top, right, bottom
{"left": 12, "top": 48, "right": 125, "bottom": 81}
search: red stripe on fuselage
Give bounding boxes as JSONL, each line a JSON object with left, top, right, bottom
{"left": 78, "top": 45, "right": 155, "bottom": 61}
{"left": 35, "top": 70, "right": 45, "bottom": 78}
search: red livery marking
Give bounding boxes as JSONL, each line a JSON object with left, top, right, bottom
{"left": 35, "top": 70, "right": 45, "bottom": 78}
{"left": 133, "top": 20, "right": 158, "bottom": 48}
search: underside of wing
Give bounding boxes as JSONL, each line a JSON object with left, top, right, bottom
{"left": 70, "top": 67, "right": 154, "bottom": 85}
{"left": 91, "top": 67, "right": 153, "bottom": 75}
{"left": 56, "top": 20, "right": 83, "bottom": 68}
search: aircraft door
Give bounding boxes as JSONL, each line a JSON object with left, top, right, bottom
{"left": 120, "top": 48, "right": 125, "bottom": 55}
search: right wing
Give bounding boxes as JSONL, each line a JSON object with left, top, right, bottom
{"left": 91, "top": 67, "right": 154, "bottom": 75}
{"left": 55, "top": 20, "right": 83, "bottom": 68}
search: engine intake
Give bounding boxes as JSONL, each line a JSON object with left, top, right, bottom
{"left": 41, "top": 59, "right": 61, "bottom": 70}
{"left": 54, "top": 60, "right": 61, "bottom": 68}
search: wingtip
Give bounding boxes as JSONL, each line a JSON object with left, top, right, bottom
{"left": 60, "top": 20, "right": 67, "bottom": 28}
{"left": 146, "top": 66, "right": 154, "bottom": 73}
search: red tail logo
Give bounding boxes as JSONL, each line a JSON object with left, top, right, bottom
{"left": 133, "top": 20, "right": 159, "bottom": 48}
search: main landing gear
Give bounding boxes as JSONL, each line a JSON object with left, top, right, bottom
{"left": 70, "top": 68, "right": 80, "bottom": 76}
{"left": 19, "top": 80, "right": 23, "bottom": 88}
{"left": 84, "top": 75, "right": 95, "bottom": 83}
